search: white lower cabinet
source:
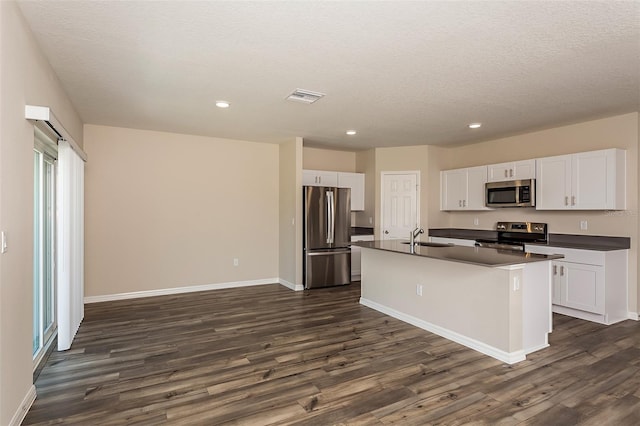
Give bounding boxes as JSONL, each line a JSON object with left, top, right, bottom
{"left": 351, "top": 234, "right": 374, "bottom": 280}
{"left": 526, "top": 245, "right": 627, "bottom": 324}
{"left": 552, "top": 261, "right": 604, "bottom": 314}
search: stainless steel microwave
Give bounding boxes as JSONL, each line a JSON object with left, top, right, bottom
{"left": 485, "top": 179, "right": 535, "bottom": 207}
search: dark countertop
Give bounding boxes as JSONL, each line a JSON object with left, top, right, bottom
{"left": 352, "top": 227, "right": 374, "bottom": 236}
{"left": 429, "top": 228, "right": 630, "bottom": 251}
{"left": 353, "top": 240, "right": 563, "bottom": 268}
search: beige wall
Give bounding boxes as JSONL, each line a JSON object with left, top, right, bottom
{"left": 84, "top": 125, "right": 280, "bottom": 297}
{"left": 374, "top": 145, "right": 431, "bottom": 237}
{"left": 429, "top": 113, "right": 639, "bottom": 314}
{"left": 0, "top": 2, "right": 84, "bottom": 424}
{"left": 279, "top": 137, "right": 303, "bottom": 287}
{"left": 302, "top": 146, "right": 356, "bottom": 172}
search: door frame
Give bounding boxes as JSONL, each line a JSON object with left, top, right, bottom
{"left": 379, "top": 171, "right": 421, "bottom": 239}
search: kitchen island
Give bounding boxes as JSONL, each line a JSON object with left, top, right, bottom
{"left": 354, "top": 240, "right": 563, "bottom": 364}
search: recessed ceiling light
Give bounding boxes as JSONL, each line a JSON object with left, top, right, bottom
{"left": 346, "top": 130, "right": 357, "bottom": 135}
{"left": 215, "top": 101, "right": 230, "bottom": 108}
{"left": 468, "top": 123, "right": 482, "bottom": 129}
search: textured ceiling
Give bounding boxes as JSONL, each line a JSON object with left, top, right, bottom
{"left": 17, "top": 1, "right": 640, "bottom": 150}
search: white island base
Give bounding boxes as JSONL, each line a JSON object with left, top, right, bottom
{"left": 359, "top": 247, "right": 553, "bottom": 364}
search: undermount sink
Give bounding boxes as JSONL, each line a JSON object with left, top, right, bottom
{"left": 401, "top": 241, "right": 454, "bottom": 248}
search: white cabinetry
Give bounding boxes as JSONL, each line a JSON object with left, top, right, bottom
{"left": 525, "top": 244, "right": 627, "bottom": 325}
{"left": 303, "top": 170, "right": 365, "bottom": 211}
{"left": 440, "top": 166, "right": 490, "bottom": 211}
{"left": 536, "top": 149, "right": 626, "bottom": 210}
{"left": 303, "top": 169, "right": 338, "bottom": 187}
{"left": 351, "top": 234, "right": 374, "bottom": 280}
{"left": 487, "top": 159, "right": 536, "bottom": 182}
{"left": 337, "top": 172, "right": 365, "bottom": 211}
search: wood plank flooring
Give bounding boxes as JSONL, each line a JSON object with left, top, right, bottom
{"left": 24, "top": 282, "right": 640, "bottom": 425}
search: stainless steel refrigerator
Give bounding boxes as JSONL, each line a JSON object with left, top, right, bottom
{"left": 303, "top": 186, "right": 351, "bottom": 289}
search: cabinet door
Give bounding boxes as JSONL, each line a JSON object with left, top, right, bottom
{"left": 466, "top": 166, "right": 490, "bottom": 210}
{"left": 303, "top": 170, "right": 338, "bottom": 187}
{"left": 536, "top": 155, "right": 572, "bottom": 209}
{"left": 513, "top": 159, "right": 536, "bottom": 180}
{"left": 487, "top": 162, "right": 511, "bottom": 182}
{"left": 440, "top": 169, "right": 466, "bottom": 210}
{"left": 560, "top": 262, "right": 605, "bottom": 314}
{"left": 337, "top": 172, "right": 365, "bottom": 211}
{"left": 302, "top": 170, "right": 319, "bottom": 186}
{"left": 572, "top": 151, "right": 610, "bottom": 210}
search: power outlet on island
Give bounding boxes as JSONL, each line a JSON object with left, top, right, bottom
{"left": 233, "top": 258, "right": 239, "bottom": 267}
{"left": 416, "top": 284, "right": 423, "bottom": 296}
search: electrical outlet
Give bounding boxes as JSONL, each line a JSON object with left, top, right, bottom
{"left": 1, "top": 231, "right": 6, "bottom": 253}
{"left": 513, "top": 276, "right": 520, "bottom": 291}
{"left": 416, "top": 284, "right": 423, "bottom": 296}
{"left": 233, "top": 258, "right": 239, "bottom": 266}
{"left": 580, "top": 220, "right": 588, "bottom": 230}
{"left": 473, "top": 217, "right": 479, "bottom": 226}
{"left": 369, "top": 217, "right": 373, "bottom": 224}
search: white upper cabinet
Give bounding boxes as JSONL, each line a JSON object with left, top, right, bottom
{"left": 337, "top": 172, "right": 365, "bottom": 211}
{"left": 303, "top": 169, "right": 365, "bottom": 211}
{"left": 302, "top": 169, "right": 338, "bottom": 187}
{"left": 487, "top": 159, "right": 536, "bottom": 182}
{"left": 536, "top": 149, "right": 626, "bottom": 210}
{"left": 440, "top": 166, "right": 490, "bottom": 211}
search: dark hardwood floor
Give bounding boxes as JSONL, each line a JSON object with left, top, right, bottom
{"left": 24, "top": 282, "right": 640, "bottom": 425}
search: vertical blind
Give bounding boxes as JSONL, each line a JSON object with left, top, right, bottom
{"left": 26, "top": 106, "right": 87, "bottom": 351}
{"left": 56, "top": 140, "right": 85, "bottom": 351}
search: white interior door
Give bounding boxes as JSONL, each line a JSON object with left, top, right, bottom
{"left": 381, "top": 172, "right": 419, "bottom": 240}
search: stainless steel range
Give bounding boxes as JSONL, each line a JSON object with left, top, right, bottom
{"left": 475, "top": 222, "right": 548, "bottom": 251}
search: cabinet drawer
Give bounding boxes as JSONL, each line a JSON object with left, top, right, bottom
{"left": 525, "top": 245, "right": 605, "bottom": 266}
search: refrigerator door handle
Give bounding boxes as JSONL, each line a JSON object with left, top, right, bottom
{"left": 326, "top": 190, "right": 335, "bottom": 244}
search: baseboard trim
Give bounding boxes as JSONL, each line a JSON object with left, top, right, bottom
{"left": 9, "top": 385, "right": 36, "bottom": 426}
{"left": 359, "top": 297, "right": 526, "bottom": 365}
{"left": 278, "top": 278, "right": 304, "bottom": 291}
{"left": 628, "top": 311, "right": 639, "bottom": 321}
{"left": 84, "top": 278, "right": 280, "bottom": 303}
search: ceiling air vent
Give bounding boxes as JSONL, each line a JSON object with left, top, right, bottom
{"left": 286, "top": 89, "right": 325, "bottom": 104}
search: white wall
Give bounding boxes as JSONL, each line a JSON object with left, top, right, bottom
{"left": 0, "top": 2, "right": 83, "bottom": 424}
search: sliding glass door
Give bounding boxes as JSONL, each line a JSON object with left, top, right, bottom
{"left": 33, "top": 129, "right": 57, "bottom": 366}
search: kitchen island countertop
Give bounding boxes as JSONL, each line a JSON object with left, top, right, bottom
{"left": 353, "top": 239, "right": 563, "bottom": 267}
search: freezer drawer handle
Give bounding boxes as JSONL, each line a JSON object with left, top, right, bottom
{"left": 308, "top": 250, "right": 351, "bottom": 256}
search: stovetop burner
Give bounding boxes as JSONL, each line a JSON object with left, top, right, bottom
{"left": 475, "top": 222, "right": 548, "bottom": 251}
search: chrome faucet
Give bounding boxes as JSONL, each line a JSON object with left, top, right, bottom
{"left": 410, "top": 227, "right": 424, "bottom": 247}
